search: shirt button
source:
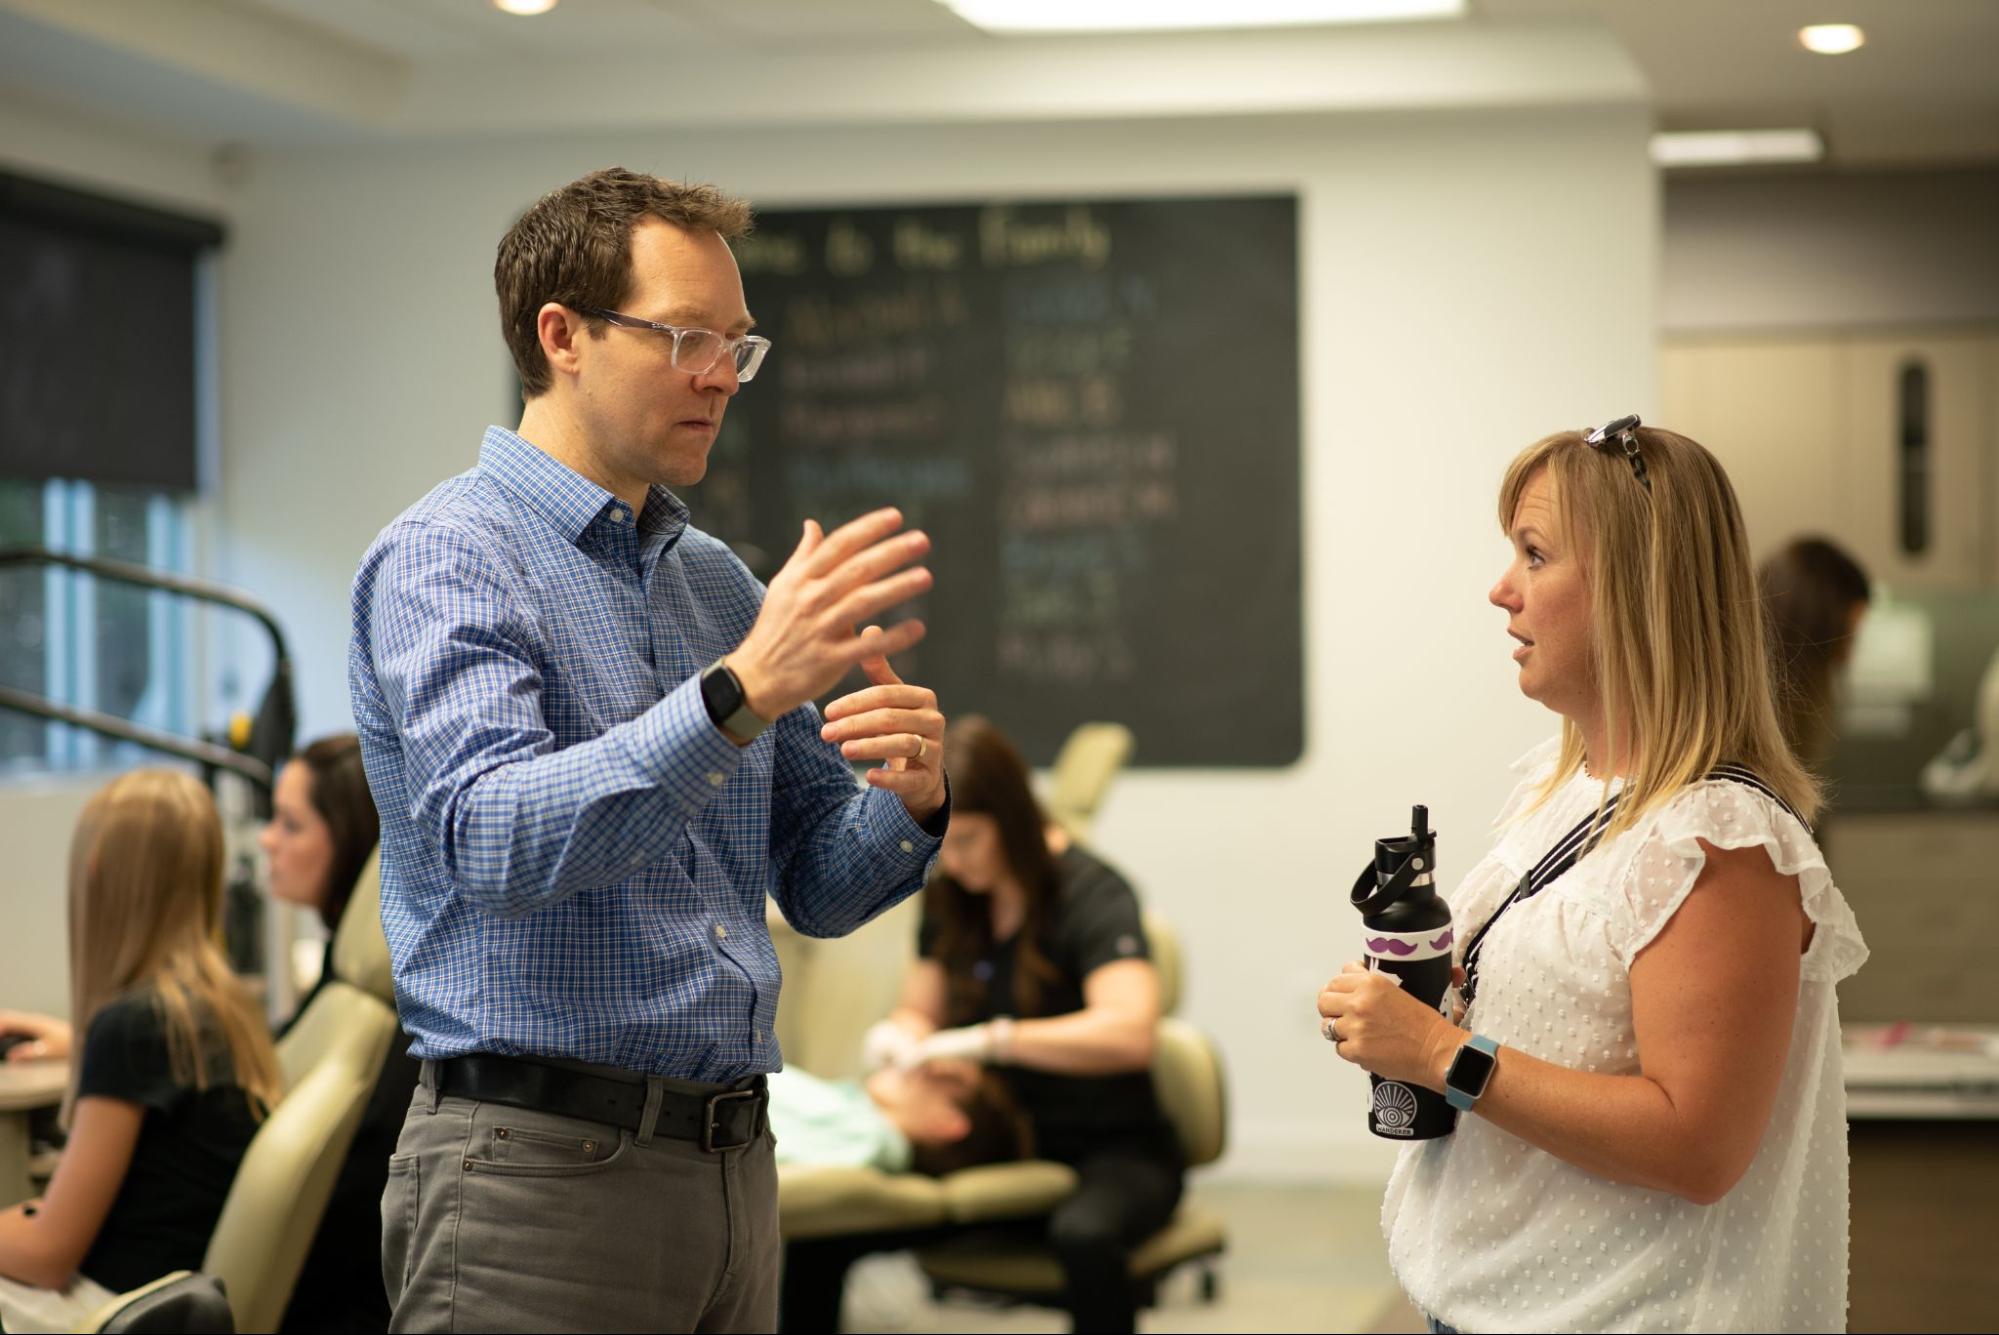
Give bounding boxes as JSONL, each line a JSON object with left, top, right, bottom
{"left": 707, "top": 771, "right": 726, "bottom": 787}
{"left": 715, "top": 924, "right": 728, "bottom": 941}
{"left": 899, "top": 840, "right": 915, "bottom": 854}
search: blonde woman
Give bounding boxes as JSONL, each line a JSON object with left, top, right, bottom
{"left": 0, "top": 770, "right": 282, "bottom": 1334}
{"left": 1317, "top": 418, "right": 1868, "bottom": 1333}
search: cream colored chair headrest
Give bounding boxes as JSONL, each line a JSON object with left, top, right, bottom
{"left": 331, "top": 849, "right": 393, "bottom": 1006}
{"left": 1142, "top": 910, "right": 1181, "bottom": 1016}
{"left": 1045, "top": 722, "right": 1134, "bottom": 841}
{"left": 1152, "top": 1018, "right": 1225, "bottom": 1168}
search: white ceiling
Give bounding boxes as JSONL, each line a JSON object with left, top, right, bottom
{"left": 0, "top": 0, "right": 1993, "bottom": 166}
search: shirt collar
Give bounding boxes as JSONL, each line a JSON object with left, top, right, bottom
{"left": 477, "top": 425, "right": 688, "bottom": 548}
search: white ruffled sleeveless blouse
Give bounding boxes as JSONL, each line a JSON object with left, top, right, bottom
{"left": 1382, "top": 738, "right": 1869, "bottom": 1333}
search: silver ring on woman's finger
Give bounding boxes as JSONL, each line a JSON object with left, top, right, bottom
{"left": 1321, "top": 1016, "right": 1339, "bottom": 1044}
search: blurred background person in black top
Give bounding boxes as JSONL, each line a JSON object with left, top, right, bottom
{"left": 261, "top": 732, "right": 416, "bottom": 1334}
{"left": 868, "top": 715, "right": 1181, "bottom": 1335}
{"left": 0, "top": 771, "right": 283, "bottom": 1334}
{"left": 1759, "top": 536, "right": 1872, "bottom": 774}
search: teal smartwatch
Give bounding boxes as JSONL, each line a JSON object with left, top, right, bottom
{"left": 1443, "top": 1034, "right": 1500, "bottom": 1112}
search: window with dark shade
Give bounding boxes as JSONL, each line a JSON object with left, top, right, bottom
{"left": 0, "top": 171, "right": 224, "bottom": 491}
{"left": 0, "top": 172, "right": 214, "bottom": 773}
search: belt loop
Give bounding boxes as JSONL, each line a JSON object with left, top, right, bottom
{"left": 422, "top": 1059, "right": 441, "bottom": 1113}
{"left": 635, "top": 1075, "right": 665, "bottom": 1147}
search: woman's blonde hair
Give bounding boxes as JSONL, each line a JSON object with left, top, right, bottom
{"left": 1499, "top": 426, "right": 1819, "bottom": 837}
{"left": 66, "top": 769, "right": 283, "bottom": 1125}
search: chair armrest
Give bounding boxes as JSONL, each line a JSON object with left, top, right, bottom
{"left": 938, "top": 1160, "right": 1078, "bottom": 1224}
{"left": 777, "top": 1163, "right": 949, "bottom": 1240}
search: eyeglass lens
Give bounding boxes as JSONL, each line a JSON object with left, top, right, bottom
{"left": 673, "top": 329, "right": 767, "bottom": 382}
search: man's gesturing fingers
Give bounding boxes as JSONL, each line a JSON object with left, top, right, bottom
{"left": 802, "top": 508, "right": 907, "bottom": 579}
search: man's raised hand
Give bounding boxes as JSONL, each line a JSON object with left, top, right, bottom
{"left": 725, "top": 508, "right": 931, "bottom": 723}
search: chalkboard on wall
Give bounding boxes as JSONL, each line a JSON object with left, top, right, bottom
{"left": 690, "top": 194, "right": 1301, "bottom": 767}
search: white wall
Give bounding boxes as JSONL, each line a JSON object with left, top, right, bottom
{"left": 211, "top": 106, "right": 1656, "bottom": 1180}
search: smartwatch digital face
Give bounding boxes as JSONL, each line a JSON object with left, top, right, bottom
{"left": 1447, "top": 1041, "right": 1498, "bottom": 1101}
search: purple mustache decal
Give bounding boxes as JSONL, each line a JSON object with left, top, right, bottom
{"left": 1364, "top": 930, "right": 1455, "bottom": 956}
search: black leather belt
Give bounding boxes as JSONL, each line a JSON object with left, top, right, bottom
{"left": 435, "top": 1055, "right": 766, "bottom": 1152}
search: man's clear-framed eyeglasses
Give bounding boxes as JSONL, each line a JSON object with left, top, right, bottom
{"left": 576, "top": 306, "right": 772, "bottom": 382}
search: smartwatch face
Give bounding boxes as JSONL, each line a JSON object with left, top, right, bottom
{"left": 1449, "top": 1042, "right": 1498, "bottom": 1097}
{"left": 701, "top": 662, "right": 742, "bottom": 719}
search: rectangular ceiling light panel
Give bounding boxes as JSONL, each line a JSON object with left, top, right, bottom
{"left": 939, "top": 0, "right": 1465, "bottom": 34}
{"left": 1648, "top": 129, "right": 1825, "bottom": 168}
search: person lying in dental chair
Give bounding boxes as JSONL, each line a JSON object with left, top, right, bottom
{"left": 769, "top": 1059, "right": 1029, "bottom": 1175}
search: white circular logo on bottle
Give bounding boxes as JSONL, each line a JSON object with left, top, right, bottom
{"left": 1373, "top": 1081, "right": 1419, "bottom": 1131}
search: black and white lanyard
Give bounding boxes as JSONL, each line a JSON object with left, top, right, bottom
{"left": 1458, "top": 767, "right": 1805, "bottom": 1008}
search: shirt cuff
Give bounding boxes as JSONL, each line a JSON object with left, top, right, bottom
{"left": 859, "top": 783, "right": 945, "bottom": 870}
{"left": 624, "top": 672, "right": 747, "bottom": 807}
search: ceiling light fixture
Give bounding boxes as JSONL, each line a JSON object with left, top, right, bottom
{"left": 1649, "top": 129, "right": 1825, "bottom": 169}
{"left": 1798, "top": 23, "right": 1864, "bottom": 55}
{"left": 936, "top": 0, "right": 1464, "bottom": 35}
{"left": 493, "top": 0, "right": 559, "bottom": 15}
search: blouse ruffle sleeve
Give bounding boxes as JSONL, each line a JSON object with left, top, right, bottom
{"left": 1611, "top": 780, "right": 1869, "bottom": 982}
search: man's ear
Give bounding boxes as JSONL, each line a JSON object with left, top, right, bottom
{"left": 538, "top": 302, "right": 587, "bottom": 382}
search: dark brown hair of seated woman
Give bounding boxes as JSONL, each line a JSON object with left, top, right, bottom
{"left": 1757, "top": 537, "right": 1871, "bottom": 772}
{"left": 923, "top": 715, "right": 1066, "bottom": 1023}
{"left": 910, "top": 1073, "right": 1036, "bottom": 1176}
{"left": 298, "top": 733, "right": 381, "bottom": 932}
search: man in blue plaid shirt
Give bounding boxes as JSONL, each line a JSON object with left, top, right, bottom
{"left": 350, "top": 168, "right": 949, "bottom": 1333}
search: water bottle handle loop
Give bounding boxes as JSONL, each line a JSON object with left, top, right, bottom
{"left": 1350, "top": 846, "right": 1428, "bottom": 917}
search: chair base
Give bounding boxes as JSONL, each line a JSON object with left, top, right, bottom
{"left": 914, "top": 1204, "right": 1229, "bottom": 1300}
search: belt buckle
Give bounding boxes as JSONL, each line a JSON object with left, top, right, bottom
{"left": 702, "top": 1088, "right": 759, "bottom": 1153}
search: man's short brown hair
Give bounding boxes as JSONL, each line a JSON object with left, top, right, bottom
{"left": 496, "top": 167, "right": 753, "bottom": 398}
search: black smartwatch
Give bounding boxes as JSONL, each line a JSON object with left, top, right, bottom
{"left": 700, "top": 659, "right": 770, "bottom": 743}
{"left": 1444, "top": 1034, "right": 1500, "bottom": 1112}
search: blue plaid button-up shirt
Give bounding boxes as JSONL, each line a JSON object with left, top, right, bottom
{"left": 349, "top": 426, "right": 940, "bottom": 1080}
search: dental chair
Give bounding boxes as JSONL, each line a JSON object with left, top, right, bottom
{"left": 1044, "top": 722, "right": 1135, "bottom": 842}
{"left": 771, "top": 901, "right": 1227, "bottom": 1329}
{"left": 77, "top": 854, "right": 400, "bottom": 1334}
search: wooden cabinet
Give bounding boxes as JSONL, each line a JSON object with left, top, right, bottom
{"left": 1838, "top": 333, "right": 1992, "bottom": 588}
{"left": 1660, "top": 337, "right": 1844, "bottom": 559}
{"left": 1661, "top": 327, "right": 1999, "bottom": 587}
{"left": 1848, "top": 1120, "right": 1999, "bottom": 1334}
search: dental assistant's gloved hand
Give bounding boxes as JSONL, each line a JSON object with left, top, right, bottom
{"left": 904, "top": 1020, "right": 1010, "bottom": 1068}
{"left": 860, "top": 1018, "right": 926, "bottom": 1071}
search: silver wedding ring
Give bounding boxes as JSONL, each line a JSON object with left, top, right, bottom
{"left": 1322, "top": 1017, "right": 1340, "bottom": 1044}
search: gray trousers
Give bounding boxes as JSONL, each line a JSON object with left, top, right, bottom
{"left": 382, "top": 1062, "right": 779, "bottom": 1334}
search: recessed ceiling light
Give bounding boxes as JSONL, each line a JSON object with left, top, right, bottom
{"left": 937, "top": 0, "right": 1464, "bottom": 35}
{"left": 1798, "top": 23, "right": 1864, "bottom": 55}
{"left": 493, "top": 0, "right": 559, "bottom": 15}
{"left": 1649, "top": 129, "right": 1825, "bottom": 168}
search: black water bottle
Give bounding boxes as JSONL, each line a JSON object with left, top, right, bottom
{"left": 1349, "top": 805, "right": 1459, "bottom": 1140}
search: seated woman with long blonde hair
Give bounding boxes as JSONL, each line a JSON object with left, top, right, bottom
{"left": 1318, "top": 419, "right": 1868, "bottom": 1333}
{"left": 0, "top": 770, "right": 283, "bottom": 1333}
